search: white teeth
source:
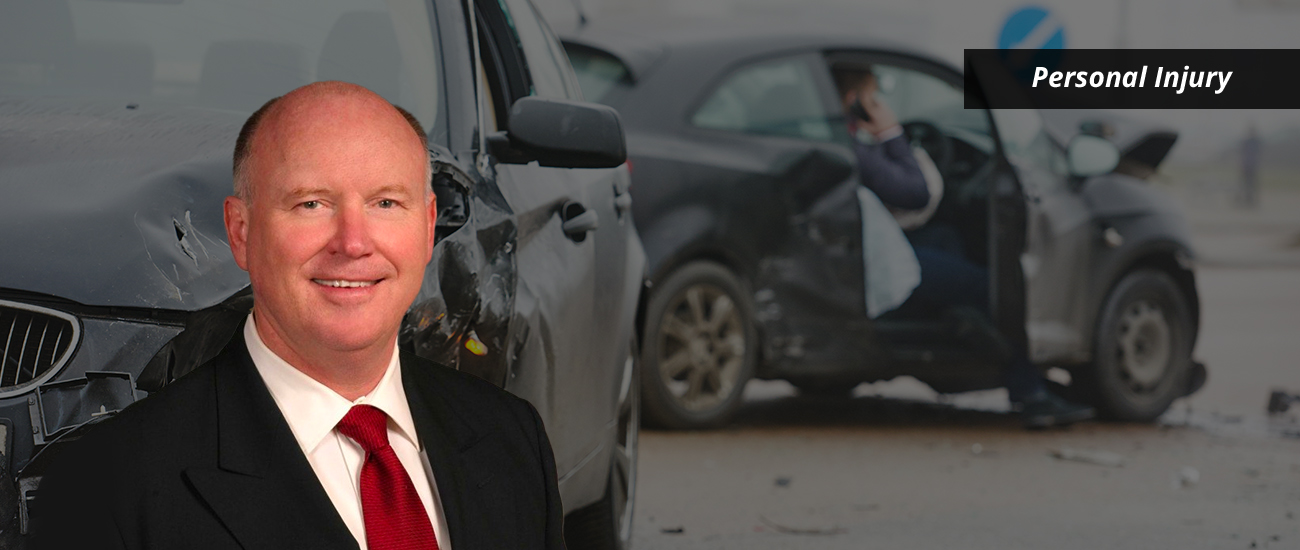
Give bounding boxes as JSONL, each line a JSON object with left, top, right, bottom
{"left": 313, "top": 279, "right": 376, "bottom": 288}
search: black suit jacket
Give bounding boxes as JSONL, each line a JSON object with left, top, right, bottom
{"left": 33, "top": 334, "right": 565, "bottom": 550}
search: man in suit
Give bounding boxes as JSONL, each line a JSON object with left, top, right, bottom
{"left": 34, "top": 81, "right": 565, "bottom": 549}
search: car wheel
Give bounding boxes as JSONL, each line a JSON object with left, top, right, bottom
{"left": 564, "top": 347, "right": 638, "bottom": 550}
{"left": 1079, "top": 269, "right": 1193, "bottom": 421}
{"left": 640, "top": 261, "right": 757, "bottom": 429}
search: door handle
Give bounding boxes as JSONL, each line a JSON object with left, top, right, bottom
{"left": 614, "top": 192, "right": 632, "bottom": 213}
{"left": 561, "top": 201, "right": 598, "bottom": 242}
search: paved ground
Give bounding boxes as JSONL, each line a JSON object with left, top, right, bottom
{"left": 628, "top": 184, "right": 1300, "bottom": 550}
{"left": 632, "top": 410, "right": 1299, "bottom": 550}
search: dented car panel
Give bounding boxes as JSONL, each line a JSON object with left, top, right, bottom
{"left": 0, "top": 99, "right": 248, "bottom": 311}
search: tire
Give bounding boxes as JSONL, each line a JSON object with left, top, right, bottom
{"left": 565, "top": 345, "right": 639, "bottom": 550}
{"left": 1078, "top": 269, "right": 1194, "bottom": 421}
{"left": 640, "top": 261, "right": 757, "bottom": 429}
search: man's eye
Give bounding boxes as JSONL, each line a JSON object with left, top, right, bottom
{"left": 377, "top": 199, "right": 397, "bottom": 208}
{"left": 301, "top": 200, "right": 320, "bottom": 209}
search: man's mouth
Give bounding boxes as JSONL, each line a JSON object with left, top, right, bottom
{"left": 312, "top": 279, "right": 380, "bottom": 288}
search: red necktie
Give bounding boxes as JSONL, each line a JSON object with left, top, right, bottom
{"left": 335, "top": 405, "right": 440, "bottom": 550}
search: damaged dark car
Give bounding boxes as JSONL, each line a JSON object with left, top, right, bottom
{"left": 0, "top": 0, "right": 643, "bottom": 548}
{"left": 563, "top": 21, "right": 1205, "bottom": 429}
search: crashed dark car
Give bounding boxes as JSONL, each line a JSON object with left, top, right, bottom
{"left": 562, "top": 20, "right": 1205, "bottom": 429}
{"left": 0, "top": 0, "right": 643, "bottom": 548}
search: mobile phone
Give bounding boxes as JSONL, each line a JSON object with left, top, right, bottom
{"left": 850, "top": 98, "right": 871, "bottom": 123}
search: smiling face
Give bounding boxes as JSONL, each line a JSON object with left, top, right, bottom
{"left": 225, "top": 84, "right": 435, "bottom": 367}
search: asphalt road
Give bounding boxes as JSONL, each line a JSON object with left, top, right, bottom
{"left": 628, "top": 188, "right": 1300, "bottom": 550}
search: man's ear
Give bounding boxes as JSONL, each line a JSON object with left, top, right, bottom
{"left": 425, "top": 192, "right": 438, "bottom": 262}
{"left": 225, "top": 196, "right": 251, "bottom": 271}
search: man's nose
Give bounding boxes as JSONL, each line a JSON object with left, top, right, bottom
{"left": 329, "top": 203, "right": 375, "bottom": 258}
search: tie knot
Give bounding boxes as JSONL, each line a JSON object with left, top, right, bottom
{"left": 336, "top": 404, "right": 391, "bottom": 454}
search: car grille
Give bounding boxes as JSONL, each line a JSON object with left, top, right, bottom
{"left": 0, "top": 301, "right": 79, "bottom": 396}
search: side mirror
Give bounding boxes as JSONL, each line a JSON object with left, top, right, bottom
{"left": 1066, "top": 135, "right": 1120, "bottom": 178}
{"left": 489, "top": 97, "right": 627, "bottom": 168}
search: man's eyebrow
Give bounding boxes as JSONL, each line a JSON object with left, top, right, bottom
{"left": 372, "top": 184, "right": 417, "bottom": 197}
{"left": 283, "top": 186, "right": 334, "bottom": 200}
{"left": 278, "top": 185, "right": 419, "bottom": 201}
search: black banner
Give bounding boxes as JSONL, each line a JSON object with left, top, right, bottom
{"left": 964, "top": 49, "right": 1300, "bottom": 109}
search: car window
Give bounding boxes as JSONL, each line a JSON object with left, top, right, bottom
{"left": 479, "top": 55, "right": 501, "bottom": 131}
{"left": 529, "top": 0, "right": 585, "bottom": 100}
{"left": 498, "top": 0, "right": 574, "bottom": 99}
{"left": 0, "top": 0, "right": 444, "bottom": 143}
{"left": 872, "top": 65, "right": 991, "bottom": 146}
{"left": 692, "top": 57, "right": 834, "bottom": 142}
{"left": 563, "top": 43, "right": 631, "bottom": 105}
{"left": 991, "top": 108, "right": 1068, "bottom": 179}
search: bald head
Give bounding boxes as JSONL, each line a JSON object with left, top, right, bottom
{"left": 221, "top": 81, "right": 439, "bottom": 392}
{"left": 233, "top": 81, "right": 430, "bottom": 203}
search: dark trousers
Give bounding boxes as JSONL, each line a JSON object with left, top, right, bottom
{"left": 905, "top": 226, "right": 1046, "bottom": 403}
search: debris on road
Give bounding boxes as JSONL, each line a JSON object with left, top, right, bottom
{"left": 661, "top": 527, "right": 685, "bottom": 535}
{"left": 1268, "top": 389, "right": 1299, "bottom": 414}
{"left": 758, "top": 515, "right": 847, "bottom": 536}
{"left": 1049, "top": 447, "right": 1127, "bottom": 468}
{"left": 774, "top": 476, "right": 792, "bottom": 487}
{"left": 1173, "top": 466, "right": 1201, "bottom": 489}
{"left": 971, "top": 443, "right": 984, "bottom": 455}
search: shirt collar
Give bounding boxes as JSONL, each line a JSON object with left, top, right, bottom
{"left": 244, "top": 313, "right": 422, "bottom": 454}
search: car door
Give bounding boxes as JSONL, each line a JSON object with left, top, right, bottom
{"left": 965, "top": 58, "right": 1095, "bottom": 361}
{"left": 477, "top": 0, "right": 631, "bottom": 502}
{"left": 987, "top": 109, "right": 1095, "bottom": 365}
{"left": 684, "top": 52, "right": 867, "bottom": 372}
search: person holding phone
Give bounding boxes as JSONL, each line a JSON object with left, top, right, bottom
{"left": 832, "top": 64, "right": 1094, "bottom": 428}
{"left": 833, "top": 66, "right": 931, "bottom": 211}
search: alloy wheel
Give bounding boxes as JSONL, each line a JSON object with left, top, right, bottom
{"left": 655, "top": 284, "right": 747, "bottom": 412}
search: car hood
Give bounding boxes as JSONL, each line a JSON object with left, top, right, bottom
{"left": 0, "top": 98, "right": 249, "bottom": 311}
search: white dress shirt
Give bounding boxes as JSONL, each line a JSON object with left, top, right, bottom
{"left": 244, "top": 315, "right": 452, "bottom": 550}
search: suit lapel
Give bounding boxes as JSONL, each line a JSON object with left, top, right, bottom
{"left": 401, "top": 352, "right": 487, "bottom": 550}
{"left": 184, "top": 335, "right": 357, "bottom": 550}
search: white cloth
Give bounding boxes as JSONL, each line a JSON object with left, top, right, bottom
{"left": 244, "top": 315, "right": 452, "bottom": 550}
{"left": 857, "top": 187, "right": 921, "bottom": 318}
{"left": 890, "top": 147, "right": 945, "bottom": 231}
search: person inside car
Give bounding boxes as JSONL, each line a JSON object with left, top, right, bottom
{"left": 833, "top": 64, "right": 1096, "bottom": 429}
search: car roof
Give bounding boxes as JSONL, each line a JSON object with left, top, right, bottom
{"left": 564, "top": 17, "right": 1177, "bottom": 168}
{"left": 562, "top": 15, "right": 951, "bottom": 83}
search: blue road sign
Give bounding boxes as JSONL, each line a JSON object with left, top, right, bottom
{"left": 995, "top": 5, "right": 1065, "bottom": 79}
{"left": 998, "top": 6, "right": 1065, "bottom": 51}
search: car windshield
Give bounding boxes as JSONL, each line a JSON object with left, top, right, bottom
{"left": 0, "top": 0, "right": 444, "bottom": 144}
